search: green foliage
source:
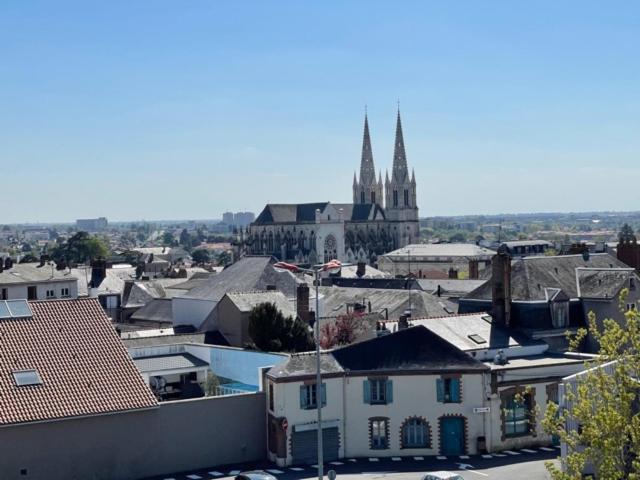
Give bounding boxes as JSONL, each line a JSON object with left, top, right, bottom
{"left": 248, "top": 302, "right": 314, "bottom": 353}
{"left": 179, "top": 228, "right": 192, "bottom": 249}
{"left": 191, "top": 249, "right": 211, "bottom": 264}
{"left": 542, "top": 291, "right": 640, "bottom": 479}
{"left": 217, "top": 251, "right": 232, "bottom": 266}
{"left": 162, "top": 231, "right": 176, "bottom": 246}
{"left": 204, "top": 371, "right": 220, "bottom": 396}
{"left": 50, "top": 231, "right": 109, "bottom": 264}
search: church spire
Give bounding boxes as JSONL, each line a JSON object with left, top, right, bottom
{"left": 359, "top": 112, "right": 376, "bottom": 185}
{"left": 392, "top": 108, "right": 408, "bottom": 182}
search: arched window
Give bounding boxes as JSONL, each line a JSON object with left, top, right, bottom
{"left": 324, "top": 234, "right": 337, "bottom": 261}
{"left": 401, "top": 417, "right": 430, "bottom": 449}
{"left": 404, "top": 189, "right": 409, "bottom": 206}
{"left": 267, "top": 231, "right": 274, "bottom": 253}
{"left": 309, "top": 231, "right": 316, "bottom": 251}
{"left": 393, "top": 190, "right": 398, "bottom": 207}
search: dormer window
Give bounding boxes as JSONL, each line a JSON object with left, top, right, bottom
{"left": 13, "top": 369, "right": 43, "bottom": 387}
{"left": 631, "top": 278, "right": 636, "bottom": 291}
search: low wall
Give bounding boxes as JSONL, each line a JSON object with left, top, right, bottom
{"left": 0, "top": 392, "right": 266, "bottom": 480}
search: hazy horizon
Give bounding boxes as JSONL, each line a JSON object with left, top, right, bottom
{"left": 2, "top": 1, "right": 639, "bottom": 223}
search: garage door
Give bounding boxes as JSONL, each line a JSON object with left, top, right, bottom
{"left": 292, "top": 427, "right": 339, "bottom": 465}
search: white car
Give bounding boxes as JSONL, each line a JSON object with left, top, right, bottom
{"left": 421, "top": 472, "right": 465, "bottom": 480}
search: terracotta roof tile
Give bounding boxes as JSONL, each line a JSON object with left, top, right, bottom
{"left": 0, "top": 298, "right": 157, "bottom": 426}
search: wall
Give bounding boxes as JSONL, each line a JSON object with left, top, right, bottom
{"left": 3, "top": 279, "right": 78, "bottom": 301}
{"left": 216, "top": 296, "right": 244, "bottom": 347}
{"left": 0, "top": 393, "right": 267, "bottom": 480}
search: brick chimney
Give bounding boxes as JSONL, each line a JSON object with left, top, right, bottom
{"left": 356, "top": 262, "right": 366, "bottom": 278}
{"left": 468, "top": 260, "right": 479, "bottom": 279}
{"left": 296, "top": 283, "right": 310, "bottom": 324}
{"left": 618, "top": 224, "right": 640, "bottom": 272}
{"left": 90, "top": 259, "right": 107, "bottom": 289}
{"left": 491, "top": 246, "right": 512, "bottom": 327}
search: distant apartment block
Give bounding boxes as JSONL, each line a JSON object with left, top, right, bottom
{"left": 76, "top": 217, "right": 108, "bottom": 232}
{"left": 222, "top": 211, "right": 255, "bottom": 227}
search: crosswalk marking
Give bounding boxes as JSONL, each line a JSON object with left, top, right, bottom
{"left": 503, "top": 450, "right": 521, "bottom": 455}
{"left": 348, "top": 459, "right": 357, "bottom": 462}
{"left": 208, "top": 472, "right": 223, "bottom": 477}
{"left": 459, "top": 455, "right": 470, "bottom": 460}
{"left": 290, "top": 468, "right": 305, "bottom": 471}
{"left": 492, "top": 453, "right": 507, "bottom": 457}
{"left": 391, "top": 457, "right": 402, "bottom": 461}
{"left": 369, "top": 458, "right": 379, "bottom": 462}
{"left": 539, "top": 447, "right": 555, "bottom": 452}
{"left": 330, "top": 462, "right": 344, "bottom": 466}
{"left": 482, "top": 454, "right": 493, "bottom": 459}
{"left": 437, "top": 456, "right": 447, "bottom": 460}
{"left": 187, "top": 475, "right": 203, "bottom": 480}
{"left": 228, "top": 471, "right": 241, "bottom": 476}
{"left": 413, "top": 456, "right": 424, "bottom": 460}
{"left": 266, "top": 470, "right": 284, "bottom": 474}
{"left": 520, "top": 449, "right": 537, "bottom": 453}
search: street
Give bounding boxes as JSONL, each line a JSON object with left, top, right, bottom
{"left": 147, "top": 446, "right": 560, "bottom": 480}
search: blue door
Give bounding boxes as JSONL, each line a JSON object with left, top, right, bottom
{"left": 440, "top": 417, "right": 465, "bottom": 455}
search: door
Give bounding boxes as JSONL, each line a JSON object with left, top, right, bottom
{"left": 291, "top": 427, "right": 339, "bottom": 465}
{"left": 440, "top": 417, "right": 465, "bottom": 455}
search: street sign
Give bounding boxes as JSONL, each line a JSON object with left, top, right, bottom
{"left": 473, "top": 406, "right": 491, "bottom": 413}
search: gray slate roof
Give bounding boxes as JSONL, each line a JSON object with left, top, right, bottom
{"left": 0, "top": 263, "right": 78, "bottom": 285}
{"left": 179, "top": 256, "right": 302, "bottom": 301}
{"left": 254, "top": 202, "right": 384, "bottom": 225}
{"left": 464, "top": 254, "right": 630, "bottom": 302}
{"left": 130, "top": 298, "right": 173, "bottom": 324}
{"left": 417, "top": 279, "right": 487, "bottom": 297}
{"left": 225, "top": 291, "right": 295, "bottom": 318}
{"left": 318, "top": 286, "right": 456, "bottom": 320}
{"left": 577, "top": 268, "right": 637, "bottom": 300}
{"left": 133, "top": 353, "right": 208, "bottom": 373}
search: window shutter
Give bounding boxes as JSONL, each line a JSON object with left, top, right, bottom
{"left": 300, "top": 385, "right": 307, "bottom": 409}
{"left": 436, "top": 378, "right": 444, "bottom": 402}
{"left": 321, "top": 383, "right": 327, "bottom": 406}
{"left": 450, "top": 378, "right": 460, "bottom": 402}
{"left": 363, "top": 380, "right": 371, "bottom": 404}
{"left": 386, "top": 380, "right": 393, "bottom": 404}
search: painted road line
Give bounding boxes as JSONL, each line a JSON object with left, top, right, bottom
{"left": 368, "top": 457, "right": 379, "bottom": 462}
{"left": 492, "top": 453, "right": 507, "bottom": 457}
{"left": 459, "top": 455, "right": 470, "bottom": 459}
{"left": 228, "top": 471, "right": 241, "bottom": 476}
{"left": 348, "top": 459, "right": 357, "bottom": 462}
{"left": 187, "top": 476, "right": 203, "bottom": 480}
{"left": 290, "top": 468, "right": 305, "bottom": 472}
{"left": 503, "top": 450, "right": 521, "bottom": 455}
{"left": 413, "top": 456, "right": 424, "bottom": 460}
{"left": 520, "top": 449, "right": 537, "bottom": 453}
{"left": 481, "top": 454, "right": 493, "bottom": 459}
{"left": 391, "top": 457, "right": 402, "bottom": 461}
{"left": 540, "top": 447, "right": 555, "bottom": 452}
{"left": 208, "top": 472, "right": 223, "bottom": 477}
{"left": 266, "top": 470, "right": 284, "bottom": 474}
{"left": 330, "top": 462, "right": 344, "bottom": 465}
{"left": 437, "top": 456, "right": 447, "bottom": 460}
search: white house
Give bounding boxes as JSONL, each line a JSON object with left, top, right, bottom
{"left": 0, "top": 262, "right": 78, "bottom": 301}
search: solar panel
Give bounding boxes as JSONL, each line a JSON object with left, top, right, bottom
{"left": 6, "top": 300, "right": 32, "bottom": 318}
{"left": 0, "top": 302, "right": 10, "bottom": 319}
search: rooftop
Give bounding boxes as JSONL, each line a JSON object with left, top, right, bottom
{"left": 225, "top": 291, "right": 296, "bottom": 318}
{"left": 0, "top": 262, "right": 78, "bottom": 285}
{"left": 133, "top": 352, "right": 209, "bottom": 373}
{"left": 382, "top": 243, "right": 496, "bottom": 260}
{"left": 0, "top": 298, "right": 157, "bottom": 426}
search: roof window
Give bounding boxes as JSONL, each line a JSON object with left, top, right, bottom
{"left": 13, "top": 369, "right": 43, "bottom": 387}
{"left": 468, "top": 333, "right": 487, "bottom": 344}
{"left": 0, "top": 300, "right": 33, "bottom": 319}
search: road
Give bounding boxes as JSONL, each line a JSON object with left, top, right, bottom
{"left": 146, "top": 446, "right": 560, "bottom": 480}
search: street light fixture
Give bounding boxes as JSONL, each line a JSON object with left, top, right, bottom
{"left": 274, "top": 258, "right": 344, "bottom": 480}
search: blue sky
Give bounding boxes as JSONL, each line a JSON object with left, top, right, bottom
{"left": 1, "top": 1, "right": 639, "bottom": 223}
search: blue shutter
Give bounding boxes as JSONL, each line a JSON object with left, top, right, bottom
{"left": 436, "top": 378, "right": 444, "bottom": 402}
{"left": 450, "top": 378, "right": 460, "bottom": 403}
{"left": 321, "top": 383, "right": 327, "bottom": 407}
{"left": 300, "top": 385, "right": 307, "bottom": 409}
{"left": 363, "top": 380, "right": 371, "bottom": 404}
{"left": 386, "top": 380, "right": 393, "bottom": 404}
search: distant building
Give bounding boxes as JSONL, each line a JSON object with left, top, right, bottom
{"left": 76, "top": 217, "right": 108, "bottom": 232}
{"left": 223, "top": 211, "right": 256, "bottom": 227}
{"left": 496, "top": 240, "right": 553, "bottom": 257}
{"left": 222, "top": 212, "right": 234, "bottom": 225}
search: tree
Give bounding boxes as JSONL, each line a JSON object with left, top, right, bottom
{"left": 217, "top": 250, "right": 232, "bottom": 266}
{"left": 50, "top": 231, "right": 109, "bottom": 264}
{"left": 248, "top": 302, "right": 314, "bottom": 353}
{"left": 542, "top": 292, "right": 640, "bottom": 479}
{"left": 320, "top": 313, "right": 364, "bottom": 349}
{"left": 179, "top": 228, "right": 192, "bottom": 249}
{"left": 191, "top": 249, "right": 211, "bottom": 264}
{"left": 162, "top": 231, "right": 175, "bottom": 246}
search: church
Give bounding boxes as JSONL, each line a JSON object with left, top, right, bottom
{"left": 248, "top": 110, "right": 419, "bottom": 265}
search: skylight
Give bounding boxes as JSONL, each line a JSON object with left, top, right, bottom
{"left": 468, "top": 334, "right": 487, "bottom": 344}
{"left": 0, "top": 300, "right": 32, "bottom": 319}
{"left": 13, "top": 369, "right": 43, "bottom": 387}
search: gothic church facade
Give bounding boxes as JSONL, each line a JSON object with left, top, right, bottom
{"left": 248, "top": 110, "right": 419, "bottom": 265}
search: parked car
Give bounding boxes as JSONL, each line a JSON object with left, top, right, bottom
{"left": 421, "top": 472, "right": 465, "bottom": 480}
{"left": 235, "top": 471, "right": 277, "bottom": 480}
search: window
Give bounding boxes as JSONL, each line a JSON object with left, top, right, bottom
{"left": 1, "top": 288, "right": 7, "bottom": 300}
{"left": 46, "top": 289, "right": 55, "bottom": 299}
{"left": 436, "top": 377, "right": 461, "bottom": 403}
{"left": 361, "top": 191, "right": 365, "bottom": 203}
{"left": 13, "top": 369, "right": 43, "bottom": 387}
{"left": 627, "top": 303, "right": 637, "bottom": 312}
{"left": 299, "top": 383, "right": 326, "bottom": 410}
{"left": 404, "top": 189, "right": 409, "bottom": 206}
{"left": 503, "top": 392, "right": 533, "bottom": 437}
{"left": 393, "top": 190, "right": 398, "bottom": 207}
{"left": 363, "top": 378, "right": 393, "bottom": 405}
{"left": 27, "top": 286, "right": 37, "bottom": 300}
{"left": 401, "top": 417, "right": 430, "bottom": 449}
{"left": 630, "top": 277, "right": 636, "bottom": 291}
{"left": 371, "top": 191, "right": 376, "bottom": 204}
{"left": 60, "top": 287, "right": 70, "bottom": 298}
{"left": 269, "top": 382, "right": 275, "bottom": 411}
{"left": 369, "top": 418, "right": 389, "bottom": 449}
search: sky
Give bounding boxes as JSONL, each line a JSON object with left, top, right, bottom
{"left": 1, "top": 1, "right": 639, "bottom": 223}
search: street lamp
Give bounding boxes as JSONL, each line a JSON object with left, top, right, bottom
{"left": 274, "top": 258, "right": 344, "bottom": 480}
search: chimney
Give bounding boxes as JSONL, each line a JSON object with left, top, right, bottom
{"left": 356, "top": 262, "right": 366, "bottom": 278}
{"left": 4, "top": 257, "right": 12, "bottom": 270}
{"left": 491, "top": 245, "right": 512, "bottom": 327}
{"left": 468, "top": 260, "right": 479, "bottom": 279}
{"left": 398, "top": 315, "right": 409, "bottom": 330}
{"left": 296, "top": 283, "right": 310, "bottom": 324}
{"left": 90, "top": 258, "right": 107, "bottom": 288}
{"left": 448, "top": 267, "right": 458, "bottom": 279}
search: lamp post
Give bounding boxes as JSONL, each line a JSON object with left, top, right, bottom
{"left": 274, "top": 258, "right": 344, "bottom": 480}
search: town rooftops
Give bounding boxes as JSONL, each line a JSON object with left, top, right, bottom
{"left": 267, "top": 325, "right": 488, "bottom": 381}
{"left": 576, "top": 267, "right": 637, "bottom": 300}
{"left": 382, "top": 243, "right": 496, "bottom": 260}
{"left": 0, "top": 298, "right": 157, "bottom": 426}
{"left": 179, "top": 256, "right": 302, "bottom": 301}
{"left": 464, "top": 253, "right": 630, "bottom": 302}
{"left": 0, "top": 262, "right": 78, "bottom": 285}
{"left": 130, "top": 298, "right": 173, "bottom": 324}
{"left": 225, "top": 291, "right": 296, "bottom": 318}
